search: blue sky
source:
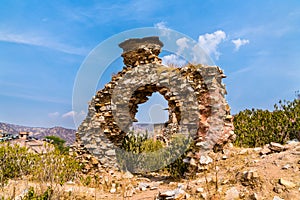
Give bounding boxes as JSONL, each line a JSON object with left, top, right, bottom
{"left": 0, "top": 0, "right": 299, "bottom": 129}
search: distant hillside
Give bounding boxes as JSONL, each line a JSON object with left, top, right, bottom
{"left": 0, "top": 122, "right": 76, "bottom": 145}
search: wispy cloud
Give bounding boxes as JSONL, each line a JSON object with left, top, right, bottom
{"left": 154, "top": 21, "right": 167, "bottom": 29}
{"left": 229, "top": 67, "right": 252, "bottom": 77}
{"left": 62, "top": 111, "right": 76, "bottom": 118}
{"left": 176, "top": 37, "right": 190, "bottom": 54}
{"left": 0, "top": 31, "right": 88, "bottom": 55}
{"left": 154, "top": 21, "right": 171, "bottom": 37}
{"left": 48, "top": 112, "right": 60, "bottom": 118}
{"left": 232, "top": 38, "right": 250, "bottom": 51}
{"left": 62, "top": 110, "right": 86, "bottom": 118}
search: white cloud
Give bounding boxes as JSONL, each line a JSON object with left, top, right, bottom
{"left": 162, "top": 54, "right": 187, "bottom": 66}
{"left": 0, "top": 31, "right": 88, "bottom": 55}
{"left": 197, "top": 30, "right": 226, "bottom": 60}
{"left": 232, "top": 38, "right": 250, "bottom": 51}
{"left": 154, "top": 21, "right": 167, "bottom": 29}
{"left": 176, "top": 37, "right": 190, "bottom": 54}
{"left": 62, "top": 110, "right": 86, "bottom": 119}
{"left": 62, "top": 111, "right": 76, "bottom": 118}
{"left": 48, "top": 112, "right": 60, "bottom": 118}
{"left": 154, "top": 21, "right": 171, "bottom": 37}
{"left": 192, "top": 43, "right": 212, "bottom": 64}
{"left": 154, "top": 25, "right": 226, "bottom": 64}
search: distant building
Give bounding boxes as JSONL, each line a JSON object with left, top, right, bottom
{"left": 19, "top": 131, "right": 32, "bottom": 139}
{"left": 0, "top": 131, "right": 14, "bottom": 141}
{"left": 0, "top": 131, "right": 54, "bottom": 154}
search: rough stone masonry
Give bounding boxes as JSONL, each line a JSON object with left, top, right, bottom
{"left": 70, "top": 36, "right": 235, "bottom": 173}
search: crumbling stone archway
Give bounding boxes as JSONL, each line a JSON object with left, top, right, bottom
{"left": 110, "top": 62, "right": 201, "bottom": 144}
{"left": 72, "top": 36, "right": 234, "bottom": 172}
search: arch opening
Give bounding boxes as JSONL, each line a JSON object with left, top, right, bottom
{"left": 132, "top": 92, "right": 168, "bottom": 137}
{"left": 129, "top": 84, "right": 181, "bottom": 123}
{"left": 134, "top": 92, "right": 168, "bottom": 124}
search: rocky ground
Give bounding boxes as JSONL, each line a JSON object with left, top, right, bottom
{"left": 1, "top": 141, "right": 299, "bottom": 200}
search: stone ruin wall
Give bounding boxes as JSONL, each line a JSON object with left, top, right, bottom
{"left": 70, "top": 36, "right": 234, "bottom": 173}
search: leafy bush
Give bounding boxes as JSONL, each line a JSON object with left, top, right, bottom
{"left": 22, "top": 186, "right": 53, "bottom": 200}
{"left": 234, "top": 98, "right": 300, "bottom": 147}
{"left": 116, "top": 132, "right": 164, "bottom": 172}
{"left": 45, "top": 136, "right": 69, "bottom": 154}
{"left": 0, "top": 144, "right": 38, "bottom": 187}
{"left": 163, "top": 134, "right": 192, "bottom": 179}
{"left": 116, "top": 132, "right": 192, "bottom": 178}
{"left": 0, "top": 143, "right": 80, "bottom": 188}
{"left": 32, "top": 149, "right": 81, "bottom": 185}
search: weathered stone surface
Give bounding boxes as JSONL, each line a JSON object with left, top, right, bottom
{"left": 110, "top": 183, "right": 116, "bottom": 193}
{"left": 273, "top": 196, "right": 284, "bottom": 200}
{"left": 279, "top": 178, "right": 296, "bottom": 188}
{"left": 282, "top": 164, "right": 291, "bottom": 170}
{"left": 239, "top": 149, "right": 248, "bottom": 155}
{"left": 225, "top": 187, "right": 240, "bottom": 200}
{"left": 156, "top": 186, "right": 186, "bottom": 200}
{"left": 273, "top": 184, "right": 284, "bottom": 194}
{"left": 123, "top": 171, "right": 134, "bottom": 179}
{"left": 119, "top": 36, "right": 163, "bottom": 67}
{"left": 90, "top": 157, "right": 99, "bottom": 165}
{"left": 250, "top": 193, "right": 259, "bottom": 200}
{"left": 105, "top": 149, "right": 116, "bottom": 156}
{"left": 239, "top": 170, "right": 261, "bottom": 188}
{"left": 196, "top": 187, "right": 204, "bottom": 193}
{"left": 269, "top": 142, "right": 286, "bottom": 152}
{"left": 260, "top": 145, "right": 272, "bottom": 155}
{"left": 199, "top": 155, "right": 213, "bottom": 165}
{"left": 124, "top": 188, "right": 134, "bottom": 197}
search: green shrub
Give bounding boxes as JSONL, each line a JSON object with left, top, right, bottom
{"left": 163, "top": 134, "right": 193, "bottom": 179}
{"left": 116, "top": 132, "right": 164, "bottom": 172}
{"left": 234, "top": 98, "right": 300, "bottom": 147}
{"left": 22, "top": 186, "right": 53, "bottom": 200}
{"left": 0, "top": 143, "right": 80, "bottom": 188}
{"left": 45, "top": 136, "right": 69, "bottom": 154}
{"left": 0, "top": 144, "right": 38, "bottom": 187}
{"left": 31, "top": 149, "right": 81, "bottom": 185}
{"left": 116, "top": 131, "right": 193, "bottom": 178}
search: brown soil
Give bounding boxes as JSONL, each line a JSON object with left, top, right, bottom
{"left": 1, "top": 142, "right": 299, "bottom": 200}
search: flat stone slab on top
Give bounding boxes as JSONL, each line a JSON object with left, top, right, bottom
{"left": 119, "top": 36, "right": 164, "bottom": 52}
